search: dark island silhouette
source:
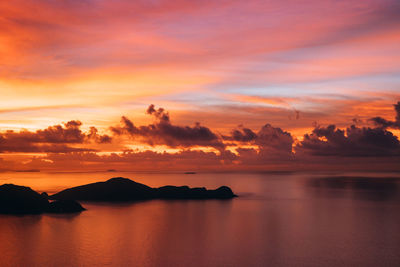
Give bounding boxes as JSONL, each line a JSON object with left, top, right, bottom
{"left": 0, "top": 184, "right": 85, "bottom": 215}
{"left": 51, "top": 177, "right": 237, "bottom": 201}
{"left": 1, "top": 177, "right": 236, "bottom": 214}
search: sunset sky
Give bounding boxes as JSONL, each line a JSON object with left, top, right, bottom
{"left": 1, "top": 0, "right": 400, "bottom": 172}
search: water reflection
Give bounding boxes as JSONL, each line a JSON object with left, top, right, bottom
{"left": 307, "top": 176, "right": 400, "bottom": 201}
{"left": 1, "top": 173, "right": 400, "bottom": 266}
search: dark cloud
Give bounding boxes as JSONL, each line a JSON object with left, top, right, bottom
{"left": 256, "top": 124, "right": 293, "bottom": 153}
{"left": 113, "top": 105, "right": 295, "bottom": 153}
{"left": 112, "top": 105, "right": 225, "bottom": 149}
{"left": 298, "top": 124, "right": 400, "bottom": 157}
{"left": 3, "top": 120, "right": 85, "bottom": 144}
{"left": 146, "top": 104, "right": 170, "bottom": 122}
{"left": 0, "top": 121, "right": 111, "bottom": 153}
{"left": 228, "top": 126, "right": 257, "bottom": 142}
{"left": 88, "top": 127, "right": 112, "bottom": 144}
{"left": 225, "top": 124, "right": 294, "bottom": 155}
{"left": 370, "top": 101, "right": 400, "bottom": 129}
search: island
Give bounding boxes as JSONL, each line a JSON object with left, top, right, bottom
{"left": 50, "top": 177, "right": 237, "bottom": 201}
{"left": 0, "top": 184, "right": 85, "bottom": 214}
{"left": 0, "top": 177, "right": 237, "bottom": 214}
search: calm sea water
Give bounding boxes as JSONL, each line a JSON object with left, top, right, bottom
{"left": 1, "top": 171, "right": 400, "bottom": 267}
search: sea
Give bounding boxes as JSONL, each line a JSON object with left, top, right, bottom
{"left": 1, "top": 171, "right": 399, "bottom": 267}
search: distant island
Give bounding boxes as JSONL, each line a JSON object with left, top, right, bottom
{"left": 0, "top": 177, "right": 237, "bottom": 214}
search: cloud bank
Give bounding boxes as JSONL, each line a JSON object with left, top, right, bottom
{"left": 0, "top": 102, "right": 399, "bottom": 172}
{"left": 0, "top": 121, "right": 111, "bottom": 153}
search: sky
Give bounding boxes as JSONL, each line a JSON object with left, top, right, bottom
{"left": 0, "top": 0, "right": 400, "bottom": 172}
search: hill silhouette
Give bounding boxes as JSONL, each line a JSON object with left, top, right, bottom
{"left": 1, "top": 177, "right": 236, "bottom": 214}
{"left": 51, "top": 177, "right": 237, "bottom": 201}
{"left": 0, "top": 184, "right": 85, "bottom": 214}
